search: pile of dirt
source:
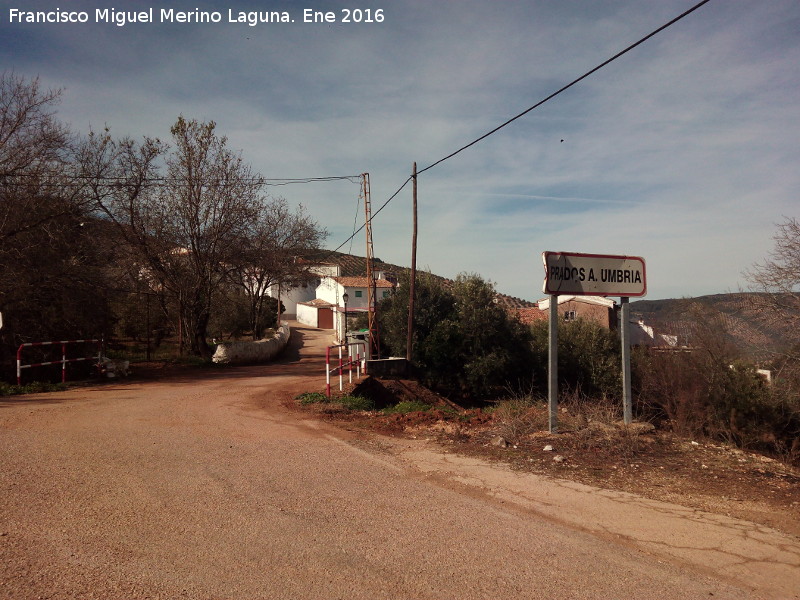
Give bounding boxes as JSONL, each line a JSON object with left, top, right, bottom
{"left": 349, "top": 376, "right": 462, "bottom": 410}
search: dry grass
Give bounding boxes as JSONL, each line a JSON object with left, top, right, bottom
{"left": 489, "top": 388, "right": 651, "bottom": 460}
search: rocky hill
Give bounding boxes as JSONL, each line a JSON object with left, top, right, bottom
{"left": 631, "top": 293, "right": 798, "bottom": 361}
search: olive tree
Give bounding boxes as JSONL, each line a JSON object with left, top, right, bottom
{"left": 375, "top": 272, "right": 533, "bottom": 399}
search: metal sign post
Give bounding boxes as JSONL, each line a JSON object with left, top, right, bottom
{"left": 548, "top": 294, "right": 559, "bottom": 433}
{"left": 620, "top": 297, "right": 633, "bottom": 424}
{"left": 542, "top": 251, "right": 646, "bottom": 427}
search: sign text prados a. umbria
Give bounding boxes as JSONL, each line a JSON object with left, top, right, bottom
{"left": 542, "top": 252, "right": 646, "bottom": 297}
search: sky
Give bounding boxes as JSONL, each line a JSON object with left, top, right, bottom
{"left": 2, "top": 0, "right": 798, "bottom": 302}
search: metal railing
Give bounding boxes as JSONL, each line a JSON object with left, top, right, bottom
{"left": 325, "top": 341, "right": 367, "bottom": 398}
{"left": 16, "top": 339, "right": 102, "bottom": 385}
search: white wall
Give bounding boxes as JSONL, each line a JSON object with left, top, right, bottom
{"left": 296, "top": 303, "right": 319, "bottom": 328}
{"left": 268, "top": 281, "right": 317, "bottom": 318}
{"left": 266, "top": 264, "right": 341, "bottom": 317}
{"left": 316, "top": 278, "right": 342, "bottom": 306}
{"left": 316, "top": 278, "right": 392, "bottom": 310}
{"left": 212, "top": 323, "right": 291, "bottom": 365}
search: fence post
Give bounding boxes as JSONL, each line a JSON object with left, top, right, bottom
{"left": 338, "top": 346, "right": 343, "bottom": 392}
{"left": 326, "top": 346, "right": 332, "bottom": 398}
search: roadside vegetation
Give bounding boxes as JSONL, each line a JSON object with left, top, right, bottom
{"left": 0, "top": 73, "right": 324, "bottom": 382}
{"left": 349, "top": 260, "right": 799, "bottom": 465}
{"left": 3, "top": 73, "right": 797, "bottom": 467}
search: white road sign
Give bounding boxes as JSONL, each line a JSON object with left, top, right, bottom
{"left": 542, "top": 251, "right": 646, "bottom": 297}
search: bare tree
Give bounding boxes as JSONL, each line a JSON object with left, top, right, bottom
{"left": 0, "top": 72, "right": 87, "bottom": 244}
{"left": 228, "top": 197, "right": 327, "bottom": 339}
{"left": 744, "top": 217, "right": 800, "bottom": 358}
{"left": 0, "top": 74, "right": 116, "bottom": 379}
{"left": 86, "top": 117, "right": 263, "bottom": 359}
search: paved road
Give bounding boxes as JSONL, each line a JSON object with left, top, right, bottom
{"left": 1, "top": 324, "right": 797, "bottom": 599}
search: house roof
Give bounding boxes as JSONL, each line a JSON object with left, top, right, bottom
{"left": 512, "top": 307, "right": 548, "bottom": 324}
{"left": 300, "top": 298, "right": 336, "bottom": 308}
{"left": 331, "top": 276, "right": 395, "bottom": 288}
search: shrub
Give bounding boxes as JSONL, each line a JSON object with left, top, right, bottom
{"left": 382, "top": 400, "right": 433, "bottom": 414}
{"left": 338, "top": 395, "right": 374, "bottom": 411}
{"left": 634, "top": 345, "right": 800, "bottom": 462}
{"left": 375, "top": 272, "right": 534, "bottom": 399}
{"left": 530, "top": 318, "right": 621, "bottom": 399}
{"left": 491, "top": 395, "right": 545, "bottom": 443}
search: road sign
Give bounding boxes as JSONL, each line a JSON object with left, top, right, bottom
{"left": 542, "top": 251, "right": 646, "bottom": 297}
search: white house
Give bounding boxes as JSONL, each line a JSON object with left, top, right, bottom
{"left": 266, "top": 261, "right": 340, "bottom": 319}
{"left": 630, "top": 319, "right": 679, "bottom": 348}
{"left": 305, "top": 275, "right": 395, "bottom": 341}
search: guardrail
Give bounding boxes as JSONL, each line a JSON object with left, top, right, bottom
{"left": 17, "top": 339, "right": 102, "bottom": 385}
{"left": 326, "top": 341, "right": 367, "bottom": 398}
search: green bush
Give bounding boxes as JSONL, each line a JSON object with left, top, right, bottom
{"left": 375, "top": 272, "right": 533, "bottom": 399}
{"left": 530, "top": 318, "right": 621, "bottom": 399}
{"left": 634, "top": 340, "right": 800, "bottom": 463}
{"left": 338, "top": 395, "right": 374, "bottom": 411}
{"left": 382, "top": 400, "right": 433, "bottom": 414}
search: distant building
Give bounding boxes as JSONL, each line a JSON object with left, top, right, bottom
{"left": 537, "top": 295, "right": 618, "bottom": 329}
{"left": 629, "top": 318, "right": 679, "bottom": 348}
{"left": 266, "top": 260, "right": 340, "bottom": 319}
{"left": 296, "top": 274, "right": 396, "bottom": 342}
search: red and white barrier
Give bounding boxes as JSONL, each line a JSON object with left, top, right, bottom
{"left": 16, "top": 339, "right": 102, "bottom": 385}
{"left": 325, "top": 341, "right": 367, "bottom": 398}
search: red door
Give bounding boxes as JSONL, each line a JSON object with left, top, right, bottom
{"left": 318, "top": 308, "right": 333, "bottom": 329}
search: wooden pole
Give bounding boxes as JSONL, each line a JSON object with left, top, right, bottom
{"left": 406, "top": 162, "right": 417, "bottom": 362}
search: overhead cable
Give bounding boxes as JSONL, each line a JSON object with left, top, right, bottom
{"left": 417, "top": 0, "right": 711, "bottom": 175}
{"left": 327, "top": 0, "right": 713, "bottom": 257}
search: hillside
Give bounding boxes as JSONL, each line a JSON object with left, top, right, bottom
{"left": 304, "top": 249, "right": 537, "bottom": 311}
{"left": 631, "top": 293, "right": 798, "bottom": 361}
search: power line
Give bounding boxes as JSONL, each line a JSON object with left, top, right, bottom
{"left": 325, "top": 0, "right": 712, "bottom": 257}
{"left": 347, "top": 181, "right": 362, "bottom": 256}
{"left": 327, "top": 176, "right": 412, "bottom": 255}
{"left": 417, "top": 0, "right": 711, "bottom": 175}
{"left": 1, "top": 173, "right": 361, "bottom": 187}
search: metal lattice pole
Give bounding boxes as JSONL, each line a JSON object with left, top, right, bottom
{"left": 362, "top": 173, "right": 381, "bottom": 359}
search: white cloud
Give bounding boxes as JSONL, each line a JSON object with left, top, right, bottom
{"left": 3, "top": 0, "right": 797, "bottom": 301}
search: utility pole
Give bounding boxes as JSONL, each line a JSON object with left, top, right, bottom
{"left": 362, "top": 173, "right": 381, "bottom": 359}
{"left": 406, "top": 162, "right": 417, "bottom": 363}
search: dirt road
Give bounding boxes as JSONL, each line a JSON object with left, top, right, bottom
{"left": 1, "top": 324, "right": 798, "bottom": 599}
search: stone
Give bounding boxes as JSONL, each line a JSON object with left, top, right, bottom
{"left": 543, "top": 445, "right": 554, "bottom": 452}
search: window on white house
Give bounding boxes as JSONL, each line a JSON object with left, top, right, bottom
{"left": 382, "top": 291, "right": 389, "bottom": 298}
{"left": 355, "top": 290, "right": 363, "bottom": 298}
{"left": 564, "top": 310, "right": 577, "bottom": 321}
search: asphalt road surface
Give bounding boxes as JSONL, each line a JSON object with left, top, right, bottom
{"left": 1, "top": 324, "right": 798, "bottom": 599}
